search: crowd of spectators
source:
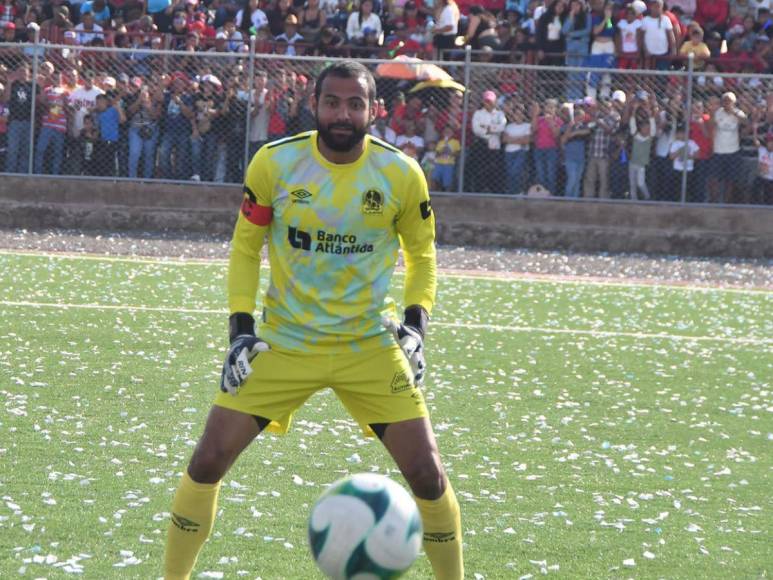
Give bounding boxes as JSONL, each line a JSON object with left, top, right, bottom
{"left": 1, "top": 0, "right": 773, "bottom": 66}
{"left": 0, "top": 0, "right": 773, "bottom": 203}
{"left": 459, "top": 85, "right": 772, "bottom": 203}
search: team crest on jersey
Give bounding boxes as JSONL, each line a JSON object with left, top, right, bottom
{"left": 362, "top": 189, "right": 384, "bottom": 214}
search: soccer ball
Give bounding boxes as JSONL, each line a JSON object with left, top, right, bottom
{"left": 308, "top": 473, "right": 423, "bottom": 579}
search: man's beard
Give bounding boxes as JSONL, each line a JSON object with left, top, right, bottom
{"left": 317, "top": 120, "right": 368, "bottom": 153}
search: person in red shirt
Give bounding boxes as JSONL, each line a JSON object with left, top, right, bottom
{"left": 693, "top": 0, "right": 728, "bottom": 33}
{"left": 689, "top": 100, "right": 712, "bottom": 202}
{"left": 717, "top": 36, "right": 753, "bottom": 73}
{"left": 664, "top": 6, "right": 684, "bottom": 50}
{"left": 390, "top": 93, "right": 424, "bottom": 135}
{"left": 434, "top": 90, "right": 470, "bottom": 142}
{"left": 35, "top": 70, "right": 71, "bottom": 175}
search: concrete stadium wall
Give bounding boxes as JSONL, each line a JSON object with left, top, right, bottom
{"left": 0, "top": 176, "right": 771, "bottom": 258}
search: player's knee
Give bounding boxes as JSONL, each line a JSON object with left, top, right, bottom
{"left": 187, "top": 445, "right": 232, "bottom": 484}
{"left": 402, "top": 458, "right": 445, "bottom": 500}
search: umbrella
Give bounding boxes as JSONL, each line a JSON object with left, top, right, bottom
{"left": 375, "top": 56, "right": 453, "bottom": 82}
{"left": 409, "top": 79, "right": 466, "bottom": 94}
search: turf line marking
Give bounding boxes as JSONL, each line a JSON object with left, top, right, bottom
{"left": 2, "top": 300, "right": 770, "bottom": 346}
{"left": 0, "top": 248, "right": 770, "bottom": 293}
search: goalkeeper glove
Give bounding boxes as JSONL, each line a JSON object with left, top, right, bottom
{"left": 220, "top": 313, "right": 270, "bottom": 395}
{"left": 382, "top": 305, "right": 429, "bottom": 385}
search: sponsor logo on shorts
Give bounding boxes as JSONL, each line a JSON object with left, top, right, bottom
{"left": 171, "top": 512, "right": 201, "bottom": 533}
{"left": 423, "top": 531, "right": 456, "bottom": 543}
{"left": 391, "top": 371, "right": 412, "bottom": 393}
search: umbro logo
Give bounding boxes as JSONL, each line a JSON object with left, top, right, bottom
{"left": 423, "top": 531, "right": 456, "bottom": 543}
{"left": 171, "top": 512, "right": 201, "bottom": 533}
{"left": 291, "top": 189, "right": 312, "bottom": 204}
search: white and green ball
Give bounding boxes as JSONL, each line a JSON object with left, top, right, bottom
{"left": 308, "top": 473, "right": 423, "bottom": 580}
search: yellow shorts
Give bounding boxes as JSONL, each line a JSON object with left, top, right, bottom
{"left": 213, "top": 344, "right": 428, "bottom": 437}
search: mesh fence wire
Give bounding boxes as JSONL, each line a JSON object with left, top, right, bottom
{"left": 0, "top": 41, "right": 771, "bottom": 205}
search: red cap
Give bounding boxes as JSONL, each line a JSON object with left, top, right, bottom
{"left": 5, "top": 22, "right": 16, "bottom": 30}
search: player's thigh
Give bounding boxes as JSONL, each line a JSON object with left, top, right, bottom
{"left": 332, "top": 345, "right": 429, "bottom": 438}
{"left": 381, "top": 416, "right": 446, "bottom": 499}
{"left": 188, "top": 405, "right": 261, "bottom": 482}
{"left": 213, "top": 347, "right": 325, "bottom": 435}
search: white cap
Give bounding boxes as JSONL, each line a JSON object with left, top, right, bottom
{"left": 612, "top": 90, "right": 626, "bottom": 104}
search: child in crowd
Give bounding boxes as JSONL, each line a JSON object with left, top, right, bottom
{"left": 628, "top": 101, "right": 657, "bottom": 200}
{"left": 432, "top": 123, "right": 460, "bottom": 191}
{"left": 531, "top": 99, "right": 562, "bottom": 195}
{"left": 421, "top": 139, "right": 437, "bottom": 184}
{"left": 503, "top": 101, "right": 532, "bottom": 195}
{"left": 395, "top": 119, "right": 425, "bottom": 158}
{"left": 80, "top": 114, "right": 99, "bottom": 176}
{"left": 94, "top": 93, "right": 125, "bottom": 176}
{"left": 559, "top": 103, "right": 591, "bottom": 198}
{"left": 669, "top": 123, "right": 699, "bottom": 194}
{"left": 752, "top": 124, "right": 773, "bottom": 203}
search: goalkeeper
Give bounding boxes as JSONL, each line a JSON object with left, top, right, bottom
{"left": 163, "top": 61, "right": 463, "bottom": 580}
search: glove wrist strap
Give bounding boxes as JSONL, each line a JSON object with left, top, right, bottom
{"left": 229, "top": 312, "right": 256, "bottom": 342}
{"left": 403, "top": 305, "right": 428, "bottom": 339}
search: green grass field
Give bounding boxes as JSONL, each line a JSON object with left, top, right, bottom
{"left": 0, "top": 251, "right": 771, "bottom": 579}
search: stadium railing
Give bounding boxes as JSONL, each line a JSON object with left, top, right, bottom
{"left": 1, "top": 35, "right": 771, "bottom": 207}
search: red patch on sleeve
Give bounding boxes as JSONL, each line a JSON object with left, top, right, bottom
{"left": 241, "top": 199, "right": 272, "bottom": 226}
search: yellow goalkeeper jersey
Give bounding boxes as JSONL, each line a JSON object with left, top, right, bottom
{"left": 228, "top": 131, "right": 437, "bottom": 352}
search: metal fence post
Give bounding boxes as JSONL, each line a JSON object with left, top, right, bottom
{"left": 28, "top": 27, "right": 41, "bottom": 175}
{"left": 243, "top": 36, "right": 257, "bottom": 177}
{"left": 680, "top": 54, "right": 695, "bottom": 204}
{"left": 456, "top": 45, "right": 472, "bottom": 194}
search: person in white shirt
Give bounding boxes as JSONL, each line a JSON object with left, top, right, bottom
{"left": 638, "top": 0, "right": 675, "bottom": 69}
{"left": 710, "top": 91, "right": 747, "bottom": 202}
{"left": 471, "top": 90, "right": 507, "bottom": 192}
{"left": 275, "top": 14, "right": 305, "bottom": 55}
{"left": 346, "top": 0, "right": 382, "bottom": 44}
{"left": 432, "top": 0, "right": 460, "bottom": 58}
{"left": 247, "top": 70, "right": 270, "bottom": 158}
{"left": 74, "top": 12, "right": 104, "bottom": 45}
{"left": 395, "top": 119, "right": 425, "bottom": 155}
{"left": 502, "top": 98, "right": 533, "bottom": 195}
{"left": 669, "top": 124, "right": 700, "bottom": 199}
{"left": 236, "top": 0, "right": 268, "bottom": 33}
{"left": 616, "top": 5, "right": 643, "bottom": 69}
{"left": 370, "top": 108, "right": 397, "bottom": 144}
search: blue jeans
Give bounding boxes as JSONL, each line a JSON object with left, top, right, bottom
{"left": 35, "top": 127, "right": 66, "bottom": 175}
{"left": 190, "top": 134, "right": 202, "bottom": 177}
{"left": 198, "top": 131, "right": 219, "bottom": 181}
{"left": 565, "top": 55, "right": 587, "bottom": 100}
{"left": 431, "top": 163, "right": 455, "bottom": 190}
{"left": 128, "top": 126, "right": 158, "bottom": 178}
{"left": 159, "top": 131, "right": 190, "bottom": 179}
{"left": 564, "top": 159, "right": 585, "bottom": 198}
{"left": 534, "top": 148, "right": 558, "bottom": 194}
{"left": 6, "top": 119, "right": 31, "bottom": 174}
{"left": 504, "top": 150, "right": 528, "bottom": 195}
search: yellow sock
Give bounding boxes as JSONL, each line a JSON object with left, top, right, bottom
{"left": 164, "top": 471, "right": 221, "bottom": 580}
{"left": 414, "top": 483, "right": 464, "bottom": 580}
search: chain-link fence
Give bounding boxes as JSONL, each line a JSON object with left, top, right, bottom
{"left": 1, "top": 39, "right": 772, "bottom": 206}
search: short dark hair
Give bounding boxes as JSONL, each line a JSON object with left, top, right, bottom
{"left": 314, "top": 61, "right": 376, "bottom": 103}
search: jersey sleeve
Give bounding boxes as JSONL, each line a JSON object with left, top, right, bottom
{"left": 395, "top": 158, "right": 437, "bottom": 316}
{"left": 227, "top": 148, "right": 274, "bottom": 315}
